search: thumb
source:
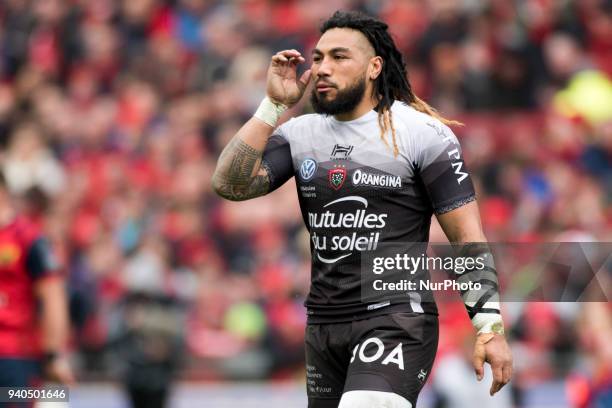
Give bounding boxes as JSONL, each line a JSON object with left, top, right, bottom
{"left": 473, "top": 351, "right": 485, "bottom": 381}
{"left": 297, "top": 69, "right": 312, "bottom": 92}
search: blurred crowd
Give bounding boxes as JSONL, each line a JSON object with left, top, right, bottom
{"left": 0, "top": 0, "right": 610, "bottom": 406}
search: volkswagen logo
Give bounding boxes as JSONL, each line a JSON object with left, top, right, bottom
{"left": 299, "top": 158, "right": 317, "bottom": 181}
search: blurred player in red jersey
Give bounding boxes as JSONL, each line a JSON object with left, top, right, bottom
{"left": 0, "top": 171, "right": 74, "bottom": 405}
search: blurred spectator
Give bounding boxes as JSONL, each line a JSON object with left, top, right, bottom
{"left": 2, "top": 122, "right": 65, "bottom": 196}
{"left": 110, "top": 291, "right": 185, "bottom": 408}
{"left": 0, "top": 170, "right": 74, "bottom": 402}
{"left": 567, "top": 302, "right": 612, "bottom": 408}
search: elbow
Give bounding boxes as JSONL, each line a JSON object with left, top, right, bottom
{"left": 211, "top": 173, "right": 230, "bottom": 200}
{"left": 211, "top": 172, "right": 223, "bottom": 196}
{"left": 211, "top": 172, "right": 246, "bottom": 201}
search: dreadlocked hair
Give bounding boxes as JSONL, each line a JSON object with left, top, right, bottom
{"left": 321, "top": 11, "right": 462, "bottom": 156}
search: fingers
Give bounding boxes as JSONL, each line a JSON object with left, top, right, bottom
{"left": 489, "top": 360, "right": 504, "bottom": 396}
{"left": 48, "top": 358, "right": 76, "bottom": 386}
{"left": 502, "top": 362, "right": 513, "bottom": 386}
{"left": 473, "top": 335, "right": 513, "bottom": 396}
{"left": 474, "top": 362, "right": 484, "bottom": 382}
{"left": 61, "top": 370, "right": 77, "bottom": 386}
{"left": 297, "top": 69, "right": 312, "bottom": 91}
{"left": 272, "top": 49, "right": 305, "bottom": 65}
{"left": 492, "top": 339, "right": 513, "bottom": 395}
{"left": 62, "top": 362, "right": 77, "bottom": 386}
{"left": 489, "top": 356, "right": 513, "bottom": 396}
{"left": 472, "top": 349, "right": 485, "bottom": 381}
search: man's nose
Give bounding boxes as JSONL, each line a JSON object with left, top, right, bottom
{"left": 316, "top": 57, "right": 333, "bottom": 77}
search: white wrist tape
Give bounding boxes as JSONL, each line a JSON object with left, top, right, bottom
{"left": 253, "top": 96, "right": 288, "bottom": 127}
{"left": 472, "top": 312, "right": 504, "bottom": 335}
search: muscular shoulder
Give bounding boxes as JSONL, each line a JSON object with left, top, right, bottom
{"left": 392, "top": 102, "right": 456, "bottom": 141}
{"left": 390, "top": 102, "right": 460, "bottom": 165}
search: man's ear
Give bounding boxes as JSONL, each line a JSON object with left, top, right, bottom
{"left": 369, "top": 56, "right": 383, "bottom": 80}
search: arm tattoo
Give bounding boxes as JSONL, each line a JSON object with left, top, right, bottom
{"left": 213, "top": 138, "right": 271, "bottom": 201}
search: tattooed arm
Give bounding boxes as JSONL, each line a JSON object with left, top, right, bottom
{"left": 212, "top": 117, "right": 274, "bottom": 201}
{"left": 213, "top": 49, "right": 311, "bottom": 201}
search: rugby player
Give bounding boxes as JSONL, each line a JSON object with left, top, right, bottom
{"left": 0, "top": 172, "right": 74, "bottom": 406}
{"left": 212, "top": 11, "right": 512, "bottom": 408}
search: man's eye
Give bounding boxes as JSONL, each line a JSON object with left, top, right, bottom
{"left": 334, "top": 55, "right": 347, "bottom": 59}
{"left": 313, "top": 56, "right": 322, "bottom": 63}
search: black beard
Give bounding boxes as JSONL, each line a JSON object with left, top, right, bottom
{"left": 310, "top": 75, "right": 367, "bottom": 115}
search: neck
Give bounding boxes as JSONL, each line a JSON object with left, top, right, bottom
{"left": 333, "top": 91, "right": 379, "bottom": 122}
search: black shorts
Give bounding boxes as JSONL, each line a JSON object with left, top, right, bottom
{"left": 305, "top": 312, "right": 439, "bottom": 408}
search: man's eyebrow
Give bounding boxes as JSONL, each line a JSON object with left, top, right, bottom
{"left": 312, "top": 47, "right": 351, "bottom": 55}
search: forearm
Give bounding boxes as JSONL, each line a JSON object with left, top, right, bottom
{"left": 455, "top": 242, "right": 504, "bottom": 335}
{"left": 437, "top": 203, "right": 504, "bottom": 335}
{"left": 37, "top": 278, "right": 70, "bottom": 353}
{"left": 212, "top": 117, "right": 275, "bottom": 201}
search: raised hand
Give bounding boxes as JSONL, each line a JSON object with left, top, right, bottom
{"left": 267, "top": 49, "right": 312, "bottom": 107}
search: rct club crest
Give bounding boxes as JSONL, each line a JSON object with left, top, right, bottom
{"left": 328, "top": 165, "right": 347, "bottom": 190}
{"left": 299, "top": 158, "right": 317, "bottom": 181}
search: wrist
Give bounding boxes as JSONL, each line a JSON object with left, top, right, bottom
{"left": 254, "top": 96, "right": 288, "bottom": 127}
{"left": 42, "top": 351, "right": 60, "bottom": 367}
{"left": 476, "top": 332, "right": 496, "bottom": 344}
{"left": 472, "top": 313, "right": 505, "bottom": 336}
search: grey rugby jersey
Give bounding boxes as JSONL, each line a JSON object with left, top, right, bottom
{"left": 261, "top": 101, "right": 476, "bottom": 323}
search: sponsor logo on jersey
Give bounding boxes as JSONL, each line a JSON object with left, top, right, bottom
{"left": 417, "top": 368, "right": 428, "bottom": 381}
{"left": 350, "top": 337, "right": 405, "bottom": 370}
{"left": 308, "top": 196, "right": 387, "bottom": 263}
{"left": 367, "top": 300, "right": 391, "bottom": 311}
{"left": 328, "top": 165, "right": 346, "bottom": 190}
{"left": 352, "top": 169, "right": 402, "bottom": 188}
{"left": 300, "top": 185, "right": 316, "bottom": 198}
{"left": 426, "top": 122, "right": 469, "bottom": 184}
{"left": 0, "top": 243, "right": 21, "bottom": 266}
{"left": 331, "top": 144, "right": 353, "bottom": 160}
{"left": 448, "top": 152, "right": 468, "bottom": 184}
{"left": 299, "top": 158, "right": 317, "bottom": 181}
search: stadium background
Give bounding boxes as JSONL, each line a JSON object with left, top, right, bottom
{"left": 0, "top": 0, "right": 610, "bottom": 407}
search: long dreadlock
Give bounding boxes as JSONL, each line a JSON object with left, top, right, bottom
{"left": 320, "top": 11, "right": 462, "bottom": 156}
